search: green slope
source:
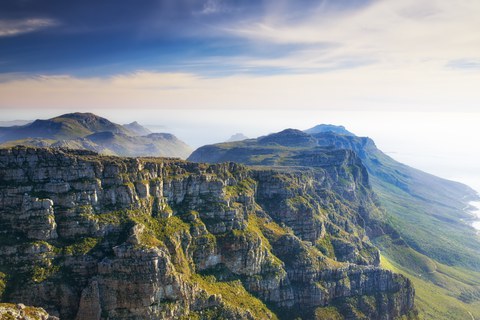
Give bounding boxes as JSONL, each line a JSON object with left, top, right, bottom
{"left": 381, "top": 252, "right": 480, "bottom": 320}
{"left": 309, "top": 132, "right": 480, "bottom": 268}
{"left": 188, "top": 127, "right": 480, "bottom": 319}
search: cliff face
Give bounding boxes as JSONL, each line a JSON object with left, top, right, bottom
{"left": 0, "top": 147, "right": 414, "bottom": 319}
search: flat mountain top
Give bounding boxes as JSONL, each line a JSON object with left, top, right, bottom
{"left": 304, "top": 124, "right": 355, "bottom": 136}
{"left": 258, "top": 129, "right": 317, "bottom": 147}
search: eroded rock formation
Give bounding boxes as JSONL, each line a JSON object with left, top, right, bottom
{"left": 0, "top": 147, "right": 415, "bottom": 319}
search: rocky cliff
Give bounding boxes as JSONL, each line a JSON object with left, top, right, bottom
{"left": 0, "top": 147, "right": 415, "bottom": 319}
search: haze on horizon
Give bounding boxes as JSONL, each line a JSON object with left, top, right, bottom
{"left": 1, "top": 0, "right": 480, "bottom": 192}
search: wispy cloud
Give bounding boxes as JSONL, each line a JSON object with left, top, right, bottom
{"left": 196, "top": 0, "right": 226, "bottom": 15}
{"left": 0, "top": 0, "right": 479, "bottom": 114}
{"left": 224, "top": 0, "right": 480, "bottom": 71}
{"left": 447, "top": 59, "right": 480, "bottom": 70}
{"left": 1, "top": 67, "right": 479, "bottom": 112}
{"left": 0, "top": 18, "right": 58, "bottom": 37}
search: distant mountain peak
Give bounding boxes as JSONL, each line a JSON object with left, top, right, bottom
{"left": 59, "top": 112, "right": 97, "bottom": 117}
{"left": 226, "top": 133, "right": 249, "bottom": 142}
{"left": 304, "top": 124, "right": 355, "bottom": 136}
{"left": 123, "top": 121, "right": 152, "bottom": 136}
{"left": 50, "top": 112, "right": 125, "bottom": 135}
{"left": 0, "top": 112, "right": 192, "bottom": 159}
{"left": 54, "top": 112, "right": 105, "bottom": 122}
{"left": 258, "top": 128, "right": 317, "bottom": 147}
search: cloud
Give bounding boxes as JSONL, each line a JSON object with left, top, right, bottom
{"left": 0, "top": 0, "right": 479, "bottom": 114}
{"left": 1, "top": 67, "right": 479, "bottom": 112}
{"left": 0, "top": 18, "right": 58, "bottom": 37}
{"left": 224, "top": 0, "right": 480, "bottom": 71}
{"left": 196, "top": 0, "right": 224, "bottom": 15}
{"left": 447, "top": 59, "right": 480, "bottom": 70}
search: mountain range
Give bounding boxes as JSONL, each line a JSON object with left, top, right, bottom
{"left": 189, "top": 125, "right": 480, "bottom": 319}
{"left": 0, "top": 116, "right": 479, "bottom": 319}
{"left": 0, "top": 113, "right": 192, "bottom": 159}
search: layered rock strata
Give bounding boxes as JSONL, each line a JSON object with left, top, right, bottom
{"left": 0, "top": 147, "right": 414, "bottom": 319}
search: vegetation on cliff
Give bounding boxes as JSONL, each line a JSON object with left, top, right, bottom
{"left": 0, "top": 146, "right": 415, "bottom": 319}
{"left": 189, "top": 126, "right": 480, "bottom": 320}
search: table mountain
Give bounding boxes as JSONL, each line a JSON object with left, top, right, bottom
{"left": 304, "top": 124, "right": 355, "bottom": 136}
{"left": 0, "top": 146, "right": 415, "bottom": 319}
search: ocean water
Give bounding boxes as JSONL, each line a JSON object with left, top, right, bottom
{"left": 468, "top": 201, "right": 480, "bottom": 231}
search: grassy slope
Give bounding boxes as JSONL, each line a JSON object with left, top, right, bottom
{"left": 380, "top": 253, "right": 480, "bottom": 320}
{"left": 366, "top": 147, "right": 480, "bottom": 319}
{"left": 190, "top": 130, "right": 480, "bottom": 319}
{"left": 372, "top": 174, "right": 480, "bottom": 270}
{"left": 313, "top": 133, "right": 480, "bottom": 318}
{"left": 374, "top": 184, "right": 480, "bottom": 319}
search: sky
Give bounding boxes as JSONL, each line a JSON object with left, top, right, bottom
{"left": 0, "top": 0, "right": 480, "bottom": 192}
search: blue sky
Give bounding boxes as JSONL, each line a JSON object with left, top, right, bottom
{"left": 0, "top": 0, "right": 371, "bottom": 76}
{"left": 1, "top": 0, "right": 480, "bottom": 191}
{"left": 0, "top": 0, "right": 479, "bottom": 113}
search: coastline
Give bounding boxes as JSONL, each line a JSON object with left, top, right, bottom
{"left": 466, "top": 200, "right": 480, "bottom": 231}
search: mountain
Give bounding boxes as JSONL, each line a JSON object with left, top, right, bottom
{"left": 258, "top": 128, "right": 317, "bottom": 147}
{"left": 0, "top": 112, "right": 131, "bottom": 141}
{"left": 226, "top": 133, "right": 249, "bottom": 142}
{"left": 0, "top": 146, "right": 416, "bottom": 320}
{"left": 310, "top": 131, "right": 479, "bottom": 262}
{"left": 304, "top": 124, "right": 355, "bottom": 136}
{"left": 189, "top": 126, "right": 480, "bottom": 320}
{"left": 123, "top": 121, "right": 152, "bottom": 136}
{"left": 0, "top": 113, "right": 192, "bottom": 159}
{"left": 0, "top": 120, "right": 32, "bottom": 127}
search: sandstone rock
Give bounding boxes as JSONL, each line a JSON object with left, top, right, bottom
{"left": 0, "top": 147, "right": 415, "bottom": 319}
{"left": 0, "top": 303, "right": 58, "bottom": 320}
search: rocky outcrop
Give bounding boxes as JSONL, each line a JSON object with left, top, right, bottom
{"left": 0, "top": 147, "right": 415, "bottom": 319}
{"left": 0, "top": 303, "right": 58, "bottom": 320}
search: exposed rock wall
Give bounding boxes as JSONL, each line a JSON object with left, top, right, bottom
{"left": 0, "top": 147, "right": 414, "bottom": 319}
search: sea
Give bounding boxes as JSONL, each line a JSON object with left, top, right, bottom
{"left": 468, "top": 201, "right": 480, "bottom": 231}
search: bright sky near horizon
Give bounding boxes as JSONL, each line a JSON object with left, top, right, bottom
{"left": 1, "top": 0, "right": 480, "bottom": 191}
